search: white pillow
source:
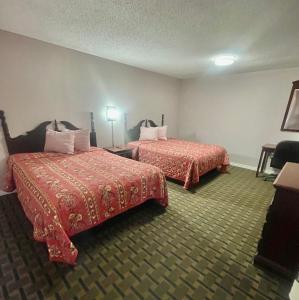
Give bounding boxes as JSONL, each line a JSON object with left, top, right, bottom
{"left": 157, "top": 126, "right": 167, "bottom": 140}
{"left": 61, "top": 128, "right": 91, "bottom": 151}
{"left": 139, "top": 127, "right": 158, "bottom": 141}
{"left": 44, "top": 130, "right": 75, "bottom": 154}
{"left": 73, "top": 129, "right": 90, "bottom": 151}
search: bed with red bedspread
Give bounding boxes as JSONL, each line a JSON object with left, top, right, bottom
{"left": 4, "top": 147, "right": 168, "bottom": 264}
{"left": 128, "top": 139, "right": 229, "bottom": 189}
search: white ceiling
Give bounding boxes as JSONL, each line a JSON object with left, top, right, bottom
{"left": 0, "top": 0, "right": 299, "bottom": 78}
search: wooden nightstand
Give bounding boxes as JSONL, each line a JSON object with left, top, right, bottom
{"left": 256, "top": 143, "right": 276, "bottom": 177}
{"left": 104, "top": 146, "right": 132, "bottom": 159}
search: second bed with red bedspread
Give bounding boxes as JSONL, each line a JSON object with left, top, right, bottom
{"left": 4, "top": 148, "right": 168, "bottom": 264}
{"left": 128, "top": 139, "right": 229, "bottom": 189}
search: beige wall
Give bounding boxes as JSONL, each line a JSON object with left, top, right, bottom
{"left": 179, "top": 67, "right": 299, "bottom": 168}
{"left": 0, "top": 30, "right": 179, "bottom": 189}
{"left": 1, "top": 29, "right": 299, "bottom": 192}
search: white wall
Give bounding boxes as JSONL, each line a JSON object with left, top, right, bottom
{"left": 1, "top": 29, "right": 299, "bottom": 190}
{"left": 0, "top": 30, "right": 179, "bottom": 189}
{"left": 179, "top": 68, "right": 299, "bottom": 168}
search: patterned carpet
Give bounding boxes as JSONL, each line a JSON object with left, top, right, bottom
{"left": 0, "top": 167, "right": 292, "bottom": 300}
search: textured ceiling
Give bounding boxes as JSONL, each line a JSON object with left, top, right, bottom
{"left": 0, "top": 0, "right": 299, "bottom": 78}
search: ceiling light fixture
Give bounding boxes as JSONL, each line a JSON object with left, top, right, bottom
{"left": 213, "top": 55, "right": 236, "bottom": 66}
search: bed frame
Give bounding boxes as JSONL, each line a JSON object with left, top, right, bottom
{"left": 0, "top": 110, "right": 97, "bottom": 155}
{"left": 124, "top": 113, "right": 165, "bottom": 143}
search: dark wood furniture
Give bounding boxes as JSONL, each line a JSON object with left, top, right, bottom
{"left": 104, "top": 146, "right": 132, "bottom": 159}
{"left": 0, "top": 111, "right": 97, "bottom": 154}
{"left": 256, "top": 144, "right": 276, "bottom": 177}
{"left": 124, "top": 113, "right": 164, "bottom": 143}
{"left": 254, "top": 162, "right": 299, "bottom": 279}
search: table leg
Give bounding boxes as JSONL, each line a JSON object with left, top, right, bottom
{"left": 256, "top": 149, "right": 265, "bottom": 177}
{"left": 261, "top": 151, "right": 269, "bottom": 175}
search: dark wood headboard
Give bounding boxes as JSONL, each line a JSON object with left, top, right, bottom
{"left": 0, "top": 110, "right": 97, "bottom": 155}
{"left": 124, "top": 113, "right": 164, "bottom": 143}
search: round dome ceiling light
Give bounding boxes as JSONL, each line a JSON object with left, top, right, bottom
{"left": 213, "top": 55, "right": 237, "bottom": 66}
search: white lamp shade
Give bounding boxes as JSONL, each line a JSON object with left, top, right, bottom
{"left": 106, "top": 106, "right": 118, "bottom": 121}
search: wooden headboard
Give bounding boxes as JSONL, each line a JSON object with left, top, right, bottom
{"left": 124, "top": 113, "right": 164, "bottom": 143}
{"left": 0, "top": 110, "right": 97, "bottom": 155}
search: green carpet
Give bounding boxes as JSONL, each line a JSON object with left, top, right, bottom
{"left": 0, "top": 167, "right": 292, "bottom": 299}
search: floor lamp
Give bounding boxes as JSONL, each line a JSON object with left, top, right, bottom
{"left": 106, "top": 106, "right": 117, "bottom": 148}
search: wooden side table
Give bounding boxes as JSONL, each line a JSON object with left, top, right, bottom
{"left": 254, "top": 162, "right": 299, "bottom": 278}
{"left": 104, "top": 146, "right": 132, "bottom": 159}
{"left": 256, "top": 144, "right": 276, "bottom": 177}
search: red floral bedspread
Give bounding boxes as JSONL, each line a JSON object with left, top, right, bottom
{"left": 128, "top": 139, "right": 229, "bottom": 189}
{"left": 4, "top": 148, "right": 168, "bottom": 264}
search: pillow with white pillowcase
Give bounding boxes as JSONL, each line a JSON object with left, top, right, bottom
{"left": 62, "top": 128, "right": 90, "bottom": 151}
{"left": 73, "top": 129, "right": 90, "bottom": 151}
{"left": 139, "top": 127, "right": 158, "bottom": 141}
{"left": 157, "top": 125, "right": 167, "bottom": 140}
{"left": 44, "top": 129, "right": 75, "bottom": 154}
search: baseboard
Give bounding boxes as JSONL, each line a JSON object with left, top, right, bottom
{"left": 230, "top": 162, "right": 256, "bottom": 171}
{"left": 230, "top": 162, "right": 276, "bottom": 175}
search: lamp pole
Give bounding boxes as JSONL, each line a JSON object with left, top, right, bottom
{"left": 111, "top": 120, "right": 115, "bottom": 148}
{"left": 106, "top": 106, "right": 117, "bottom": 148}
